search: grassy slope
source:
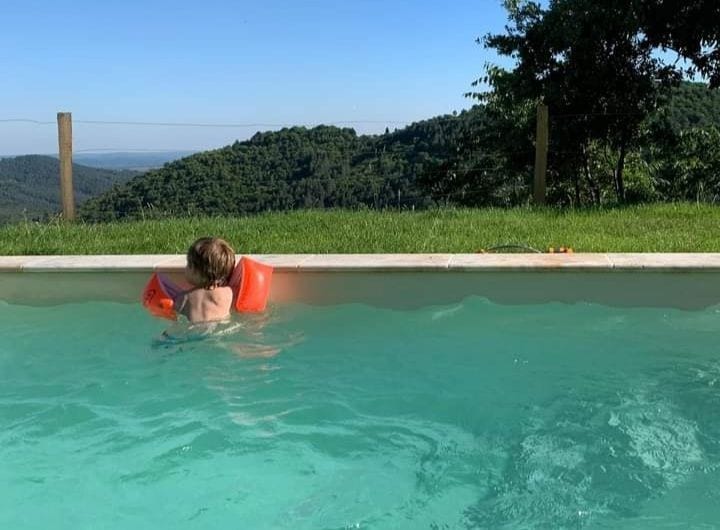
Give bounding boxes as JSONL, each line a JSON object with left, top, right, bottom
{"left": 1, "top": 204, "right": 719, "bottom": 255}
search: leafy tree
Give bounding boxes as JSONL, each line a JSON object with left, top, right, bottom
{"left": 638, "top": 0, "right": 720, "bottom": 87}
{"left": 474, "top": 0, "right": 686, "bottom": 204}
{"left": 649, "top": 126, "right": 720, "bottom": 201}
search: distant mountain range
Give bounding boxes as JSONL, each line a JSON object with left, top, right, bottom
{"left": 0, "top": 151, "right": 194, "bottom": 171}
{"left": 72, "top": 151, "right": 196, "bottom": 171}
{"left": 0, "top": 155, "right": 138, "bottom": 222}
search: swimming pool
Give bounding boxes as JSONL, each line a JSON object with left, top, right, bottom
{"left": 2, "top": 255, "right": 720, "bottom": 528}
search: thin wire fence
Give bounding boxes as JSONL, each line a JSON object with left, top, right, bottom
{"left": 0, "top": 112, "right": 529, "bottom": 222}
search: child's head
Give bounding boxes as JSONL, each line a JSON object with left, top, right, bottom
{"left": 185, "top": 237, "right": 236, "bottom": 289}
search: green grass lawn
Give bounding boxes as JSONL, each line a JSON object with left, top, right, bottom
{"left": 1, "top": 204, "right": 720, "bottom": 255}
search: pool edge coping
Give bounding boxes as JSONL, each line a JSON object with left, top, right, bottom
{"left": 3, "top": 253, "right": 720, "bottom": 272}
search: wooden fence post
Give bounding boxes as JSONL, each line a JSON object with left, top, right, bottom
{"left": 57, "top": 112, "right": 75, "bottom": 220}
{"left": 533, "top": 103, "right": 549, "bottom": 205}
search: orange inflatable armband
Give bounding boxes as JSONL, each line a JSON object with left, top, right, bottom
{"left": 231, "top": 257, "right": 273, "bottom": 312}
{"left": 142, "top": 273, "right": 177, "bottom": 320}
{"left": 142, "top": 257, "right": 273, "bottom": 319}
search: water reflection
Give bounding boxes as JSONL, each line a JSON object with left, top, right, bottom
{"left": 151, "top": 305, "right": 305, "bottom": 359}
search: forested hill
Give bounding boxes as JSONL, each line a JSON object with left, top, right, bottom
{"left": 79, "top": 82, "right": 720, "bottom": 221}
{"left": 79, "top": 104, "right": 499, "bottom": 220}
{"left": 658, "top": 82, "right": 720, "bottom": 131}
{"left": 79, "top": 117, "right": 449, "bottom": 220}
{"left": 0, "top": 155, "right": 137, "bottom": 222}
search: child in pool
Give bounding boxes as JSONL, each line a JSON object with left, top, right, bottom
{"left": 174, "top": 237, "right": 236, "bottom": 323}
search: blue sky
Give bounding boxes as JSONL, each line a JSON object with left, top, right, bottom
{"left": 0, "top": 0, "right": 510, "bottom": 154}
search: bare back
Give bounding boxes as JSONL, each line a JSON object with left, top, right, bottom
{"left": 175, "top": 285, "right": 234, "bottom": 323}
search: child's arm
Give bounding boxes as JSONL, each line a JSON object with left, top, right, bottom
{"left": 158, "top": 273, "right": 184, "bottom": 300}
{"left": 174, "top": 289, "right": 193, "bottom": 319}
{"left": 156, "top": 273, "right": 189, "bottom": 318}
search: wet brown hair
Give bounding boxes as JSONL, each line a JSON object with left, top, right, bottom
{"left": 186, "top": 237, "right": 236, "bottom": 288}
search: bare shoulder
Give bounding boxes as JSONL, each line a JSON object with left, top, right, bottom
{"left": 215, "top": 285, "right": 234, "bottom": 303}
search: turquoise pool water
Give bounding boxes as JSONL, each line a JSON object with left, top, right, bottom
{"left": 2, "top": 297, "right": 720, "bottom": 529}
